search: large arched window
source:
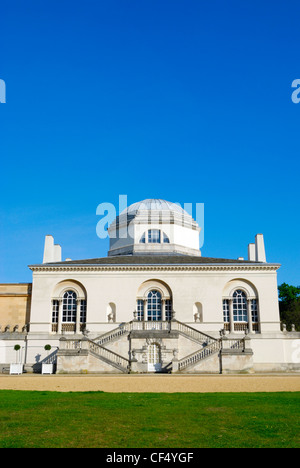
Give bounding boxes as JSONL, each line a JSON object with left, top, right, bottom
{"left": 62, "top": 291, "right": 77, "bottom": 323}
{"left": 147, "top": 290, "right": 162, "bottom": 321}
{"left": 233, "top": 290, "right": 248, "bottom": 323}
{"left": 222, "top": 280, "right": 260, "bottom": 333}
{"left": 51, "top": 281, "right": 87, "bottom": 334}
{"left": 136, "top": 280, "right": 173, "bottom": 322}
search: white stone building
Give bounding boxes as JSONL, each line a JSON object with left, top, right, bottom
{"left": 1, "top": 199, "right": 300, "bottom": 374}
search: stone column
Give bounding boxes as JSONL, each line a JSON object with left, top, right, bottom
{"left": 229, "top": 299, "right": 234, "bottom": 333}
{"left": 59, "top": 336, "right": 67, "bottom": 350}
{"left": 81, "top": 337, "right": 89, "bottom": 351}
{"left": 76, "top": 299, "right": 81, "bottom": 334}
{"left": 162, "top": 299, "right": 166, "bottom": 322}
{"left": 58, "top": 299, "right": 63, "bottom": 334}
{"left": 247, "top": 299, "right": 253, "bottom": 333}
{"left": 143, "top": 299, "right": 148, "bottom": 322}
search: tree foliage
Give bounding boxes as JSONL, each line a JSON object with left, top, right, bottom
{"left": 278, "top": 283, "right": 300, "bottom": 331}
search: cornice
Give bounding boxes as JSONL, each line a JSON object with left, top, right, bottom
{"left": 29, "top": 264, "right": 281, "bottom": 273}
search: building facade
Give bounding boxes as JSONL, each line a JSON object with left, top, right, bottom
{"left": 1, "top": 199, "right": 299, "bottom": 374}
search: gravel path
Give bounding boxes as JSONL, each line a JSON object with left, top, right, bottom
{"left": 0, "top": 374, "right": 300, "bottom": 393}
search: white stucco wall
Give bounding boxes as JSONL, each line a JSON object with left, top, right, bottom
{"left": 29, "top": 265, "right": 281, "bottom": 335}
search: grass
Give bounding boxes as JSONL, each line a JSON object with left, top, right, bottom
{"left": 0, "top": 390, "right": 299, "bottom": 448}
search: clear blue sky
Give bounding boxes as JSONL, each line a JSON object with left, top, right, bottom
{"left": 0, "top": 0, "right": 299, "bottom": 286}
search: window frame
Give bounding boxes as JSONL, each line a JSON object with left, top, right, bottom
{"left": 147, "top": 290, "right": 162, "bottom": 321}
{"left": 232, "top": 289, "right": 248, "bottom": 323}
{"left": 62, "top": 290, "right": 77, "bottom": 323}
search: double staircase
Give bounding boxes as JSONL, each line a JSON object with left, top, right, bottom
{"left": 60, "top": 320, "right": 245, "bottom": 373}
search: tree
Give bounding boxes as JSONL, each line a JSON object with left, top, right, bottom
{"left": 278, "top": 283, "right": 300, "bottom": 304}
{"left": 14, "top": 344, "right": 21, "bottom": 364}
{"left": 278, "top": 283, "right": 300, "bottom": 331}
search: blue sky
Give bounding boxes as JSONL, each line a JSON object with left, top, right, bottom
{"left": 0, "top": 0, "right": 299, "bottom": 286}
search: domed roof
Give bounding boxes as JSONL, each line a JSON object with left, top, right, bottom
{"left": 121, "top": 199, "right": 192, "bottom": 218}
{"left": 108, "top": 198, "right": 201, "bottom": 257}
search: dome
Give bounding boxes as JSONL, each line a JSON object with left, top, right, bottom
{"left": 121, "top": 199, "right": 192, "bottom": 218}
{"left": 108, "top": 198, "right": 201, "bottom": 258}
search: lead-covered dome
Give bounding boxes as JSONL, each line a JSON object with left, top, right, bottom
{"left": 122, "top": 199, "right": 191, "bottom": 217}
{"left": 108, "top": 198, "right": 201, "bottom": 257}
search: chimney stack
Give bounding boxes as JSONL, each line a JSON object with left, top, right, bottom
{"left": 248, "top": 234, "right": 267, "bottom": 262}
{"left": 43, "top": 235, "right": 62, "bottom": 264}
{"left": 255, "top": 234, "right": 266, "bottom": 262}
{"left": 248, "top": 243, "right": 256, "bottom": 261}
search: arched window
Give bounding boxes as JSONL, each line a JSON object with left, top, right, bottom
{"left": 163, "top": 233, "right": 170, "bottom": 243}
{"left": 139, "top": 230, "right": 170, "bottom": 244}
{"left": 233, "top": 290, "right": 248, "bottom": 322}
{"left": 51, "top": 281, "right": 87, "bottom": 334}
{"left": 222, "top": 281, "right": 260, "bottom": 333}
{"left": 62, "top": 291, "right": 77, "bottom": 323}
{"left": 147, "top": 290, "right": 162, "bottom": 321}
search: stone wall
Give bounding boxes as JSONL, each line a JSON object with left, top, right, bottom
{"left": 0, "top": 284, "right": 32, "bottom": 332}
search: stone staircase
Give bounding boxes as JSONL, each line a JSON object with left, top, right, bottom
{"left": 177, "top": 341, "right": 221, "bottom": 371}
{"left": 57, "top": 320, "right": 245, "bottom": 373}
{"left": 93, "top": 319, "right": 224, "bottom": 373}
{"left": 171, "top": 320, "right": 217, "bottom": 345}
{"left": 87, "top": 339, "right": 130, "bottom": 373}
{"left": 94, "top": 322, "right": 132, "bottom": 346}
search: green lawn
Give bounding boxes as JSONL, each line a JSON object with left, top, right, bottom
{"left": 0, "top": 390, "right": 299, "bottom": 448}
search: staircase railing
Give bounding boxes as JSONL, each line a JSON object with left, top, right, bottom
{"left": 178, "top": 340, "right": 221, "bottom": 371}
{"left": 61, "top": 338, "right": 130, "bottom": 372}
{"left": 221, "top": 338, "right": 245, "bottom": 351}
{"left": 95, "top": 320, "right": 172, "bottom": 346}
{"left": 171, "top": 320, "right": 217, "bottom": 345}
{"left": 87, "top": 340, "right": 130, "bottom": 372}
{"left": 95, "top": 322, "right": 133, "bottom": 346}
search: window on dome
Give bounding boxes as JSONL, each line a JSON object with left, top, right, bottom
{"left": 163, "top": 233, "right": 170, "bottom": 243}
{"left": 140, "top": 233, "right": 146, "bottom": 243}
{"left": 148, "top": 229, "right": 161, "bottom": 243}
